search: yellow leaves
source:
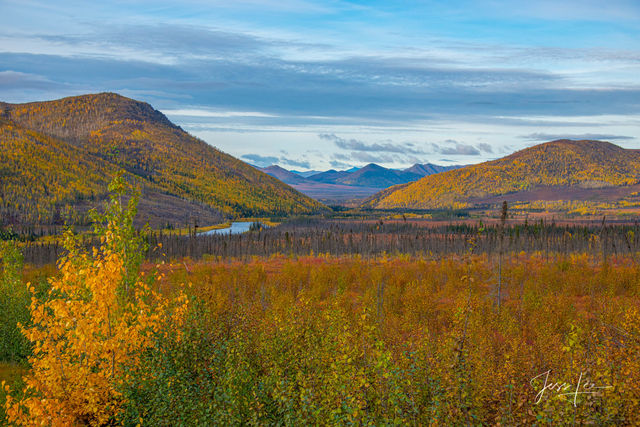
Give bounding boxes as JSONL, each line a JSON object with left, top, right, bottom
{"left": 370, "top": 140, "right": 640, "bottom": 210}
{"left": 5, "top": 238, "right": 189, "bottom": 426}
{"left": 155, "top": 253, "right": 640, "bottom": 424}
{"left": 2, "top": 94, "right": 322, "bottom": 229}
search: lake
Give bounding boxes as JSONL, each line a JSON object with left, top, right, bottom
{"left": 203, "top": 221, "right": 253, "bottom": 235}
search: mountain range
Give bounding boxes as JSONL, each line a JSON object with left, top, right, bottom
{"left": 260, "top": 163, "right": 461, "bottom": 203}
{"left": 364, "top": 139, "right": 640, "bottom": 210}
{"left": 0, "top": 93, "right": 324, "bottom": 228}
{"left": 4, "top": 92, "right": 637, "bottom": 225}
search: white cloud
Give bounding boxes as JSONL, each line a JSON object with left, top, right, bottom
{"left": 162, "top": 109, "right": 277, "bottom": 118}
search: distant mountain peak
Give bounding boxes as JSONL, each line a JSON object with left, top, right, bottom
{"left": 260, "top": 165, "right": 309, "bottom": 185}
{"left": 293, "top": 161, "right": 458, "bottom": 189}
{"left": 359, "top": 163, "right": 386, "bottom": 171}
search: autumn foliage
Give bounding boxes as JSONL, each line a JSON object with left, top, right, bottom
{"left": 2, "top": 176, "right": 188, "bottom": 425}
{"left": 2, "top": 176, "right": 640, "bottom": 424}
{"left": 1, "top": 93, "right": 324, "bottom": 229}
{"left": 365, "top": 139, "right": 640, "bottom": 209}
{"left": 110, "top": 251, "right": 640, "bottom": 425}
{"left": 4, "top": 254, "right": 640, "bottom": 425}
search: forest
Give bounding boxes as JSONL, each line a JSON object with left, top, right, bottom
{"left": 1, "top": 178, "right": 640, "bottom": 425}
{"left": 365, "top": 140, "right": 640, "bottom": 210}
{"left": 0, "top": 93, "right": 324, "bottom": 230}
{"left": 15, "top": 216, "right": 640, "bottom": 266}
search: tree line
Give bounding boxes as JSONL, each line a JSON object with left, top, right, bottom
{"left": 18, "top": 217, "right": 640, "bottom": 265}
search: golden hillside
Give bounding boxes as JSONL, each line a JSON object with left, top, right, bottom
{"left": 0, "top": 116, "right": 114, "bottom": 226}
{"left": 364, "top": 140, "right": 640, "bottom": 209}
{"left": 0, "top": 93, "right": 324, "bottom": 227}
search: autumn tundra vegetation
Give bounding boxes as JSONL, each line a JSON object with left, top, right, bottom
{"left": 0, "top": 175, "right": 638, "bottom": 426}
{"left": 2, "top": 95, "right": 640, "bottom": 425}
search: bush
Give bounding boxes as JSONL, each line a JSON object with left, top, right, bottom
{"left": 3, "top": 174, "right": 189, "bottom": 425}
{"left": 0, "top": 241, "right": 30, "bottom": 363}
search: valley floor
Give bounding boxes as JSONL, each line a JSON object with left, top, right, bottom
{"left": 3, "top": 250, "right": 640, "bottom": 424}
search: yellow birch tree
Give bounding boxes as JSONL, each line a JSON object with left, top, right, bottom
{"left": 3, "top": 174, "right": 188, "bottom": 426}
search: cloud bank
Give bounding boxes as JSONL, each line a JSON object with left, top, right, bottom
{"left": 1, "top": 1, "right": 639, "bottom": 169}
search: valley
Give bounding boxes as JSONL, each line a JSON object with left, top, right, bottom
{"left": 3, "top": 1, "right": 640, "bottom": 424}
{"left": 3, "top": 98, "right": 640, "bottom": 425}
{"left": 260, "top": 162, "right": 461, "bottom": 204}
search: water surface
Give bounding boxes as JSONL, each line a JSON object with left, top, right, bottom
{"left": 203, "top": 222, "right": 253, "bottom": 235}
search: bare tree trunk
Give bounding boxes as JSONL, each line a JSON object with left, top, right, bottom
{"left": 497, "top": 201, "right": 508, "bottom": 310}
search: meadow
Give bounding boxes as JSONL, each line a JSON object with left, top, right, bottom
{"left": 1, "top": 183, "right": 640, "bottom": 425}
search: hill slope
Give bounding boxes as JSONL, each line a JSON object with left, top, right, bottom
{"left": 364, "top": 140, "right": 640, "bottom": 209}
{"left": 0, "top": 93, "right": 324, "bottom": 227}
{"left": 0, "top": 116, "right": 114, "bottom": 226}
{"left": 404, "top": 163, "right": 460, "bottom": 176}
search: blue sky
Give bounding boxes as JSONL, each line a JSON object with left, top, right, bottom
{"left": 1, "top": 0, "right": 640, "bottom": 170}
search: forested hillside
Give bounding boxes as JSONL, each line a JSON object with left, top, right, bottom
{"left": 0, "top": 93, "right": 324, "bottom": 228}
{"left": 364, "top": 140, "right": 640, "bottom": 209}
{"left": 0, "top": 117, "right": 112, "bottom": 226}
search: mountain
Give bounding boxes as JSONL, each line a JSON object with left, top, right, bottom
{"left": 306, "top": 169, "right": 353, "bottom": 184}
{"left": 335, "top": 163, "right": 422, "bottom": 187}
{"left": 305, "top": 163, "right": 461, "bottom": 188}
{"left": 259, "top": 165, "right": 379, "bottom": 204}
{"left": 291, "top": 170, "right": 322, "bottom": 178}
{"left": 0, "top": 93, "right": 324, "bottom": 228}
{"left": 404, "top": 163, "right": 460, "bottom": 176}
{"left": 256, "top": 162, "right": 462, "bottom": 204}
{"left": 259, "top": 165, "right": 309, "bottom": 185}
{"left": 363, "top": 140, "right": 640, "bottom": 209}
{"left": 292, "top": 164, "right": 455, "bottom": 181}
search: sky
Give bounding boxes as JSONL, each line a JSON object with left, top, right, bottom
{"left": 1, "top": 0, "right": 640, "bottom": 170}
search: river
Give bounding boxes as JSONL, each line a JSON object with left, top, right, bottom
{"left": 203, "top": 221, "right": 254, "bottom": 235}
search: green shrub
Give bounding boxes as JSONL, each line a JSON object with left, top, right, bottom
{"left": 0, "top": 241, "right": 30, "bottom": 363}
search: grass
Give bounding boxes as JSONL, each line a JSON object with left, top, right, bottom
{"left": 0, "top": 362, "right": 26, "bottom": 387}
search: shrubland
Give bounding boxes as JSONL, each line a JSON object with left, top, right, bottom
{"left": 1, "top": 179, "right": 639, "bottom": 425}
{"left": 131, "top": 251, "right": 639, "bottom": 425}
{"left": 2, "top": 176, "right": 189, "bottom": 425}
